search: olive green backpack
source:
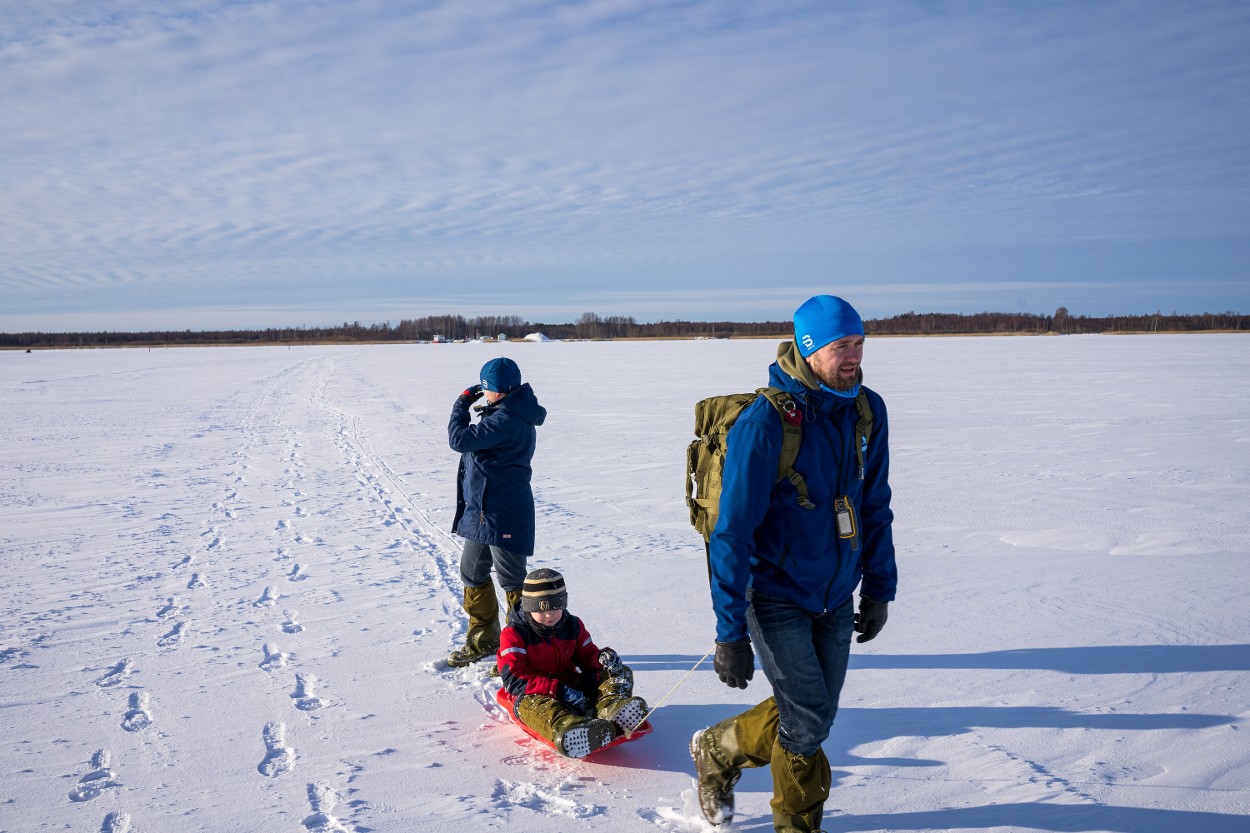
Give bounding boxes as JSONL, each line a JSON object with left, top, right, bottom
{"left": 686, "top": 387, "right": 873, "bottom": 545}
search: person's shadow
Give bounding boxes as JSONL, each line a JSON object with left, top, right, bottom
{"left": 611, "top": 644, "right": 1248, "bottom": 832}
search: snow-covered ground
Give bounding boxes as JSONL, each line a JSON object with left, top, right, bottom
{"left": 2, "top": 335, "right": 1248, "bottom": 833}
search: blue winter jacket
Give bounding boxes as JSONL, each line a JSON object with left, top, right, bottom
{"left": 450, "top": 383, "right": 547, "bottom": 556}
{"left": 709, "top": 341, "right": 897, "bottom": 643}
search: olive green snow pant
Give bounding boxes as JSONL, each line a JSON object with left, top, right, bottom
{"left": 514, "top": 663, "right": 639, "bottom": 744}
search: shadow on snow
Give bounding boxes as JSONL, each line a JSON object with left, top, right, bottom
{"left": 619, "top": 645, "right": 1245, "bottom": 832}
{"left": 628, "top": 644, "right": 1250, "bottom": 676}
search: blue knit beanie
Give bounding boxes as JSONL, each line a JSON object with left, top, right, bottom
{"left": 793, "top": 295, "right": 864, "bottom": 358}
{"left": 479, "top": 357, "right": 522, "bottom": 392}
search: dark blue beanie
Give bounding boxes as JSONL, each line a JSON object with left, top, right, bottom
{"left": 479, "top": 357, "right": 522, "bottom": 392}
{"left": 793, "top": 295, "right": 864, "bottom": 358}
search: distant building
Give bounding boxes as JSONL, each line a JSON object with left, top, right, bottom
{"left": 432, "top": 334, "right": 447, "bottom": 343}
{"left": 498, "top": 333, "right": 509, "bottom": 341}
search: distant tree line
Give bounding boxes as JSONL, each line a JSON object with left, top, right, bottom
{"left": 3, "top": 308, "right": 1246, "bottom": 349}
{"left": 868, "top": 308, "right": 1248, "bottom": 335}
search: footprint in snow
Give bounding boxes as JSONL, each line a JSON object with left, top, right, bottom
{"left": 258, "top": 721, "right": 296, "bottom": 777}
{"left": 68, "top": 750, "right": 122, "bottom": 802}
{"left": 254, "top": 586, "right": 278, "bottom": 607}
{"left": 187, "top": 572, "right": 207, "bottom": 590}
{"left": 157, "top": 621, "right": 186, "bottom": 648}
{"left": 288, "top": 564, "right": 308, "bottom": 582}
{"left": 94, "top": 658, "right": 133, "bottom": 688}
{"left": 2, "top": 646, "right": 30, "bottom": 664}
{"left": 155, "top": 596, "right": 181, "bottom": 619}
{"left": 491, "top": 779, "right": 603, "bottom": 819}
{"left": 260, "top": 643, "right": 289, "bottom": 672}
{"left": 121, "top": 691, "right": 153, "bottom": 732}
{"left": 302, "top": 781, "right": 350, "bottom": 832}
{"left": 172, "top": 554, "right": 193, "bottom": 570}
{"left": 282, "top": 611, "right": 305, "bottom": 634}
{"left": 102, "top": 810, "right": 132, "bottom": 833}
{"left": 291, "top": 672, "right": 325, "bottom": 711}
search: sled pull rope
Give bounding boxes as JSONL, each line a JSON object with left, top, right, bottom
{"left": 622, "top": 645, "right": 714, "bottom": 739}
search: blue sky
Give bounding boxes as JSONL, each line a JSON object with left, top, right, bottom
{"left": 2, "top": 0, "right": 1247, "bottom": 331}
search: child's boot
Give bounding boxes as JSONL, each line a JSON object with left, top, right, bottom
{"left": 599, "top": 695, "right": 648, "bottom": 736}
{"left": 595, "top": 648, "right": 647, "bottom": 733}
{"left": 552, "top": 714, "right": 618, "bottom": 759}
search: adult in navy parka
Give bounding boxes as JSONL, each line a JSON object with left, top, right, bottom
{"left": 446, "top": 357, "right": 547, "bottom": 667}
{"left": 691, "top": 295, "right": 898, "bottom": 833}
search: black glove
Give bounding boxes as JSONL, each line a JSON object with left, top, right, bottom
{"left": 598, "top": 647, "right": 623, "bottom": 675}
{"left": 456, "top": 384, "right": 483, "bottom": 407}
{"left": 557, "top": 684, "right": 592, "bottom": 716}
{"left": 855, "top": 596, "right": 889, "bottom": 643}
{"left": 714, "top": 640, "right": 754, "bottom": 689}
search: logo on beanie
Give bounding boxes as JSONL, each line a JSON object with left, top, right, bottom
{"left": 801, "top": 334, "right": 814, "bottom": 351}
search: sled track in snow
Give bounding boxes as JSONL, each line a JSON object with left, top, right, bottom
{"left": 335, "top": 411, "right": 465, "bottom": 599}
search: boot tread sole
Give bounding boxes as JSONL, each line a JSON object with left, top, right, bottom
{"left": 559, "top": 719, "right": 617, "bottom": 758}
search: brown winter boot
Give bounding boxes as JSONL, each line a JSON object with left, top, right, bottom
{"left": 690, "top": 716, "right": 747, "bottom": 826}
{"left": 447, "top": 584, "right": 500, "bottom": 667}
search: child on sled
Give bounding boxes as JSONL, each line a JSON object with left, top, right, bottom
{"left": 497, "top": 568, "right": 648, "bottom": 758}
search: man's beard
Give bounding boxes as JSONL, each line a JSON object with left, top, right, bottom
{"left": 817, "top": 365, "right": 858, "bottom": 391}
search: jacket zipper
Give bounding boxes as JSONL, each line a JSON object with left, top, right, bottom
{"left": 822, "top": 410, "right": 853, "bottom": 611}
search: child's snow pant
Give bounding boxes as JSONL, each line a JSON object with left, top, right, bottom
{"left": 514, "top": 660, "right": 642, "bottom": 744}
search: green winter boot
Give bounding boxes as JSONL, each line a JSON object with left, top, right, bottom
{"left": 690, "top": 717, "right": 747, "bottom": 826}
{"left": 447, "top": 584, "right": 500, "bottom": 667}
{"left": 774, "top": 811, "right": 826, "bottom": 833}
{"left": 595, "top": 654, "right": 648, "bottom": 735}
{"left": 771, "top": 744, "right": 831, "bottom": 833}
{"left": 485, "top": 589, "right": 524, "bottom": 677}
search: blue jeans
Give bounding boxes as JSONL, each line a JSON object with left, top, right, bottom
{"left": 459, "top": 539, "right": 527, "bottom": 591}
{"left": 746, "top": 589, "right": 855, "bottom": 757}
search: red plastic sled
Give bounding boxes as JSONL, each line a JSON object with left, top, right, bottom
{"left": 495, "top": 688, "right": 653, "bottom": 755}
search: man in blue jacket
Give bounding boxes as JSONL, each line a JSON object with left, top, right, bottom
{"left": 691, "top": 296, "right": 897, "bottom": 833}
{"left": 446, "top": 357, "right": 548, "bottom": 667}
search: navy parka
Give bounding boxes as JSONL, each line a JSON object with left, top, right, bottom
{"left": 449, "top": 383, "right": 547, "bottom": 556}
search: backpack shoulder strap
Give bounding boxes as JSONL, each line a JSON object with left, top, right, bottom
{"left": 853, "top": 390, "right": 873, "bottom": 480}
{"left": 756, "top": 387, "right": 815, "bottom": 510}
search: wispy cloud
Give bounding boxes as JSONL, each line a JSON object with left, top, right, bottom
{"left": 2, "top": 0, "right": 1247, "bottom": 329}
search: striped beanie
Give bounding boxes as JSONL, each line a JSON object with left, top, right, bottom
{"left": 521, "top": 568, "right": 567, "bottom": 612}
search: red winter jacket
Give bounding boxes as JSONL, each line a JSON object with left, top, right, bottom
{"left": 498, "top": 606, "right": 601, "bottom": 700}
